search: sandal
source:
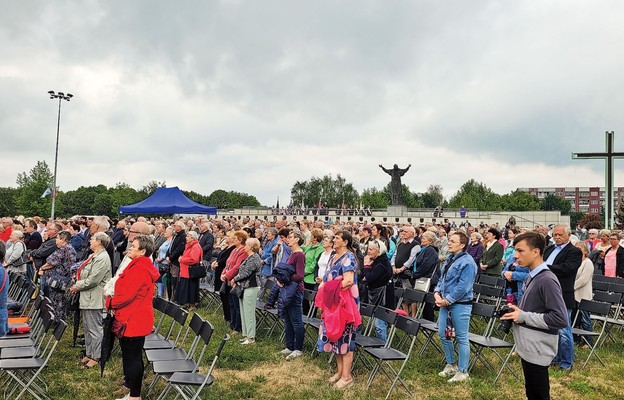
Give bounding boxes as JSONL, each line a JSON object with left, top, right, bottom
{"left": 81, "top": 358, "right": 99, "bottom": 369}
{"left": 334, "top": 377, "right": 354, "bottom": 390}
{"left": 328, "top": 373, "right": 341, "bottom": 384}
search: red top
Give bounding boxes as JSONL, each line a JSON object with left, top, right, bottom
{"left": 179, "top": 240, "right": 203, "bottom": 278}
{"left": 0, "top": 226, "right": 12, "bottom": 243}
{"left": 106, "top": 256, "right": 160, "bottom": 337}
{"left": 223, "top": 246, "right": 248, "bottom": 281}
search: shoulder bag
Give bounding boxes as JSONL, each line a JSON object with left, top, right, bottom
{"left": 188, "top": 261, "right": 208, "bottom": 279}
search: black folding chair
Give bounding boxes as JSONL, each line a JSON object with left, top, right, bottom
{"left": 477, "top": 274, "right": 505, "bottom": 288}
{"left": 156, "top": 334, "right": 230, "bottom": 400}
{"left": 147, "top": 300, "right": 176, "bottom": 342}
{"left": 467, "top": 303, "right": 518, "bottom": 383}
{"left": 572, "top": 299, "right": 612, "bottom": 368}
{"left": 363, "top": 316, "right": 420, "bottom": 400}
{"left": 144, "top": 307, "right": 189, "bottom": 350}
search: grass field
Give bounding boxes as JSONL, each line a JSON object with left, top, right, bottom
{"left": 33, "top": 301, "right": 624, "bottom": 400}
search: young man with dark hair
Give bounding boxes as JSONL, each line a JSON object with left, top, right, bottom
{"left": 501, "top": 231, "right": 568, "bottom": 400}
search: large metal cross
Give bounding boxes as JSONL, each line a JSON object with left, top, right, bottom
{"left": 572, "top": 131, "right": 624, "bottom": 229}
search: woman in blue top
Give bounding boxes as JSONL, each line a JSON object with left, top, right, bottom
{"left": 318, "top": 230, "right": 359, "bottom": 390}
{"left": 434, "top": 231, "right": 477, "bottom": 383}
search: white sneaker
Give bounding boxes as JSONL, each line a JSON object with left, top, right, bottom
{"left": 114, "top": 394, "right": 130, "bottom": 400}
{"left": 438, "top": 364, "right": 458, "bottom": 377}
{"left": 286, "top": 350, "right": 303, "bottom": 360}
{"left": 448, "top": 371, "right": 470, "bottom": 383}
{"left": 279, "top": 348, "right": 293, "bottom": 355}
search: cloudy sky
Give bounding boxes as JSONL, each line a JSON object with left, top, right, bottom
{"left": 2, "top": 1, "right": 624, "bottom": 206}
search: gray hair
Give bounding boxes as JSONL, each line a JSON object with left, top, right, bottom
{"left": 600, "top": 229, "right": 611, "bottom": 237}
{"left": 187, "top": 230, "right": 199, "bottom": 240}
{"left": 92, "top": 231, "right": 111, "bottom": 247}
{"left": 368, "top": 239, "right": 387, "bottom": 255}
{"left": 175, "top": 221, "right": 186, "bottom": 229}
{"left": 11, "top": 230, "right": 24, "bottom": 239}
{"left": 554, "top": 224, "right": 571, "bottom": 236}
{"left": 92, "top": 216, "right": 110, "bottom": 231}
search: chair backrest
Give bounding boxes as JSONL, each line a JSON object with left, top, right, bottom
{"left": 165, "top": 301, "right": 180, "bottom": 318}
{"left": 593, "top": 274, "right": 621, "bottom": 284}
{"left": 395, "top": 315, "right": 420, "bottom": 336}
{"left": 394, "top": 287, "right": 404, "bottom": 307}
{"left": 471, "top": 302, "right": 495, "bottom": 319}
{"left": 373, "top": 306, "right": 399, "bottom": 325}
{"left": 593, "top": 290, "right": 623, "bottom": 305}
{"left": 402, "top": 288, "right": 426, "bottom": 304}
{"left": 189, "top": 313, "right": 204, "bottom": 336}
{"left": 200, "top": 320, "right": 215, "bottom": 345}
{"left": 303, "top": 289, "right": 317, "bottom": 303}
{"left": 592, "top": 280, "right": 610, "bottom": 292}
{"left": 359, "top": 302, "right": 376, "bottom": 318}
{"left": 153, "top": 296, "right": 168, "bottom": 313}
{"left": 578, "top": 299, "right": 612, "bottom": 316}
{"left": 478, "top": 274, "right": 505, "bottom": 288}
{"left": 173, "top": 307, "right": 189, "bottom": 325}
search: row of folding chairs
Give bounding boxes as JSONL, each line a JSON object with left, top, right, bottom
{"left": 0, "top": 295, "right": 67, "bottom": 400}
{"left": 146, "top": 297, "right": 230, "bottom": 399}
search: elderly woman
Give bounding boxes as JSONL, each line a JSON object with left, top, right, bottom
{"left": 604, "top": 233, "right": 624, "bottom": 278}
{"left": 69, "top": 232, "right": 112, "bottom": 369}
{"left": 434, "top": 231, "right": 477, "bottom": 383}
{"left": 302, "top": 228, "right": 325, "bottom": 313}
{"left": 362, "top": 239, "right": 392, "bottom": 341}
{"left": 315, "top": 230, "right": 335, "bottom": 284}
{"left": 232, "top": 238, "right": 262, "bottom": 345}
{"left": 595, "top": 229, "right": 612, "bottom": 253}
{"left": 414, "top": 231, "right": 440, "bottom": 321}
{"left": 480, "top": 228, "right": 504, "bottom": 276}
{"left": 574, "top": 242, "right": 594, "bottom": 347}
{"left": 466, "top": 232, "right": 483, "bottom": 267}
{"left": 175, "top": 230, "right": 203, "bottom": 310}
{"left": 39, "top": 230, "right": 76, "bottom": 322}
{"left": 4, "top": 230, "right": 26, "bottom": 277}
{"left": 106, "top": 235, "right": 159, "bottom": 400}
{"left": 317, "top": 230, "right": 360, "bottom": 389}
{"left": 212, "top": 231, "right": 235, "bottom": 324}
{"left": 222, "top": 230, "right": 249, "bottom": 334}
{"left": 154, "top": 227, "right": 173, "bottom": 299}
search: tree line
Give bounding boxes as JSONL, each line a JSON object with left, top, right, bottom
{"left": 0, "top": 161, "right": 260, "bottom": 218}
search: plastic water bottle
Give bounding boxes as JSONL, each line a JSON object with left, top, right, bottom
{"left": 506, "top": 288, "right": 515, "bottom": 305}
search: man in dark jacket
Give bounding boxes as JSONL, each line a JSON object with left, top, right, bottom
{"left": 542, "top": 224, "right": 582, "bottom": 371}
{"left": 198, "top": 223, "right": 215, "bottom": 262}
{"left": 29, "top": 222, "right": 62, "bottom": 295}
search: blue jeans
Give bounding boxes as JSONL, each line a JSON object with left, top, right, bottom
{"left": 284, "top": 291, "right": 304, "bottom": 351}
{"left": 438, "top": 303, "right": 472, "bottom": 373}
{"left": 553, "top": 308, "right": 574, "bottom": 369}
{"left": 580, "top": 310, "right": 593, "bottom": 345}
{"left": 373, "top": 318, "right": 387, "bottom": 342}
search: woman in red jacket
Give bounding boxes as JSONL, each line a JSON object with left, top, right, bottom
{"left": 174, "top": 230, "right": 203, "bottom": 310}
{"left": 107, "top": 235, "right": 159, "bottom": 400}
{"left": 221, "top": 230, "right": 249, "bottom": 334}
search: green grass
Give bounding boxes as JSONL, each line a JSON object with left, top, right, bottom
{"left": 24, "top": 303, "right": 624, "bottom": 399}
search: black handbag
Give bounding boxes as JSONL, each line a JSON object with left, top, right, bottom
{"left": 47, "top": 271, "right": 72, "bottom": 292}
{"left": 188, "top": 262, "right": 207, "bottom": 279}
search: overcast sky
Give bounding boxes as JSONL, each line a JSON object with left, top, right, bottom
{"left": 2, "top": 1, "right": 624, "bottom": 207}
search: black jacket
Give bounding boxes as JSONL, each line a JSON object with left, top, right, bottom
{"left": 198, "top": 231, "right": 215, "bottom": 261}
{"left": 543, "top": 242, "right": 582, "bottom": 309}
{"left": 166, "top": 231, "right": 187, "bottom": 266}
{"left": 30, "top": 237, "right": 57, "bottom": 269}
{"left": 362, "top": 255, "right": 392, "bottom": 290}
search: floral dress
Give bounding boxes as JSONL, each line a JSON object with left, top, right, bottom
{"left": 44, "top": 245, "right": 76, "bottom": 322}
{"left": 317, "top": 251, "right": 359, "bottom": 354}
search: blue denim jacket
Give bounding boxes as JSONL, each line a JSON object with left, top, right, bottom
{"left": 501, "top": 256, "right": 530, "bottom": 301}
{"left": 0, "top": 264, "right": 9, "bottom": 337}
{"left": 434, "top": 251, "right": 477, "bottom": 304}
{"left": 260, "top": 237, "right": 279, "bottom": 277}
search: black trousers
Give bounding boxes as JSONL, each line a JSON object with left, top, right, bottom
{"left": 120, "top": 336, "right": 146, "bottom": 397}
{"left": 521, "top": 358, "right": 550, "bottom": 400}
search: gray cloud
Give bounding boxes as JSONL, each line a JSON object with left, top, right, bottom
{"left": 2, "top": 1, "right": 624, "bottom": 207}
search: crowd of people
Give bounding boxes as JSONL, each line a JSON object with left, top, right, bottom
{"left": 0, "top": 213, "right": 622, "bottom": 398}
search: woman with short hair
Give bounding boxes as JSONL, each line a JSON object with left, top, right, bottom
{"left": 40, "top": 230, "right": 76, "bottom": 322}
{"left": 4, "top": 230, "right": 26, "bottom": 277}
{"left": 480, "top": 228, "right": 504, "bottom": 276}
{"left": 232, "top": 238, "right": 262, "bottom": 344}
{"left": 434, "top": 232, "right": 478, "bottom": 383}
{"left": 69, "top": 231, "right": 112, "bottom": 369}
{"left": 222, "top": 230, "right": 249, "bottom": 333}
{"left": 175, "top": 230, "right": 203, "bottom": 310}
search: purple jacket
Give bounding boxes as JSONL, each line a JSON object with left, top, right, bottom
{"left": 466, "top": 242, "right": 483, "bottom": 265}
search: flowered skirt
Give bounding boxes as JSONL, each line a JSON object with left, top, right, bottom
{"left": 317, "top": 321, "right": 356, "bottom": 355}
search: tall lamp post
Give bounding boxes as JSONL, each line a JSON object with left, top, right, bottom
{"left": 47, "top": 90, "right": 73, "bottom": 220}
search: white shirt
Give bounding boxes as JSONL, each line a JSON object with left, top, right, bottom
{"left": 103, "top": 255, "right": 131, "bottom": 297}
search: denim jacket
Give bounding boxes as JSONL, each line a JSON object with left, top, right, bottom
{"left": 434, "top": 251, "right": 477, "bottom": 304}
{"left": 260, "top": 237, "right": 279, "bottom": 277}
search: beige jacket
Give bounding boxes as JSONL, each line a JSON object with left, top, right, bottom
{"left": 76, "top": 250, "right": 112, "bottom": 309}
{"left": 574, "top": 258, "right": 594, "bottom": 303}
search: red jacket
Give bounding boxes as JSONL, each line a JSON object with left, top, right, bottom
{"left": 106, "top": 256, "right": 159, "bottom": 338}
{"left": 223, "top": 246, "right": 248, "bottom": 281}
{"left": 315, "top": 277, "right": 362, "bottom": 342}
{"left": 179, "top": 240, "right": 203, "bottom": 279}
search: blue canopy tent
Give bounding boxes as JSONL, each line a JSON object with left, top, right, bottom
{"left": 118, "top": 186, "right": 217, "bottom": 215}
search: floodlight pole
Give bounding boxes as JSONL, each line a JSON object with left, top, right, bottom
{"left": 47, "top": 90, "right": 73, "bottom": 220}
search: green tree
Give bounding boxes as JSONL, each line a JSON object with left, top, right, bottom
{"left": 615, "top": 198, "right": 624, "bottom": 229}
{"left": 290, "top": 174, "right": 359, "bottom": 208}
{"left": 61, "top": 185, "right": 108, "bottom": 216}
{"left": 361, "top": 187, "right": 389, "bottom": 209}
{"left": 15, "top": 161, "right": 56, "bottom": 217}
{"left": 206, "top": 190, "right": 260, "bottom": 209}
{"left": 540, "top": 194, "right": 571, "bottom": 215}
{"left": 420, "top": 184, "right": 445, "bottom": 208}
{"left": 578, "top": 213, "right": 603, "bottom": 229}
{"left": 108, "top": 182, "right": 141, "bottom": 216}
{"left": 500, "top": 190, "right": 541, "bottom": 211}
{"left": 381, "top": 184, "right": 424, "bottom": 209}
{"left": 140, "top": 180, "right": 167, "bottom": 197}
{"left": 0, "top": 187, "right": 18, "bottom": 216}
{"left": 448, "top": 179, "right": 501, "bottom": 211}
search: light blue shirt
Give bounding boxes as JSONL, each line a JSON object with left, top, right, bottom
{"left": 529, "top": 261, "right": 550, "bottom": 278}
{"left": 544, "top": 242, "right": 569, "bottom": 266}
